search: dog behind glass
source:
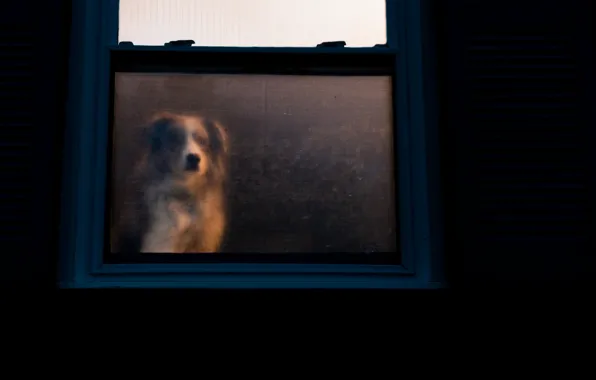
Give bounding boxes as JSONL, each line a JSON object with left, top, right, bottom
{"left": 113, "top": 112, "right": 229, "bottom": 254}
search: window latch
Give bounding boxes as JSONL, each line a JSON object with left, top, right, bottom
{"left": 316, "top": 41, "right": 346, "bottom": 48}
{"left": 164, "top": 40, "right": 195, "bottom": 47}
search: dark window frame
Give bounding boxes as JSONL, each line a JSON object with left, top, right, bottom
{"left": 59, "top": 0, "right": 441, "bottom": 289}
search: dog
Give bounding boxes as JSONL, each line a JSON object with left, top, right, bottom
{"left": 112, "top": 112, "right": 229, "bottom": 254}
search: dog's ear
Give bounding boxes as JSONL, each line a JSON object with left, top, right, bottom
{"left": 204, "top": 119, "right": 229, "bottom": 156}
{"left": 143, "top": 113, "right": 178, "bottom": 152}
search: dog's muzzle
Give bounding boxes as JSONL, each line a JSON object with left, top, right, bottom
{"left": 185, "top": 153, "right": 201, "bottom": 171}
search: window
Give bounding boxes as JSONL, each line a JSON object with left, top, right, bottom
{"left": 60, "top": 0, "right": 440, "bottom": 288}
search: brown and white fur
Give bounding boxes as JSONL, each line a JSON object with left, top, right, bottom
{"left": 115, "top": 112, "right": 229, "bottom": 254}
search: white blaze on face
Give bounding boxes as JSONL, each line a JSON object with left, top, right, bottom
{"left": 180, "top": 116, "right": 208, "bottom": 175}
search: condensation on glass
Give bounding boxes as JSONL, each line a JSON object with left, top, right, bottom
{"left": 110, "top": 73, "right": 397, "bottom": 254}
{"left": 118, "top": 0, "right": 387, "bottom": 47}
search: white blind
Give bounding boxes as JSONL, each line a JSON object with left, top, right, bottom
{"left": 119, "top": 0, "right": 387, "bottom": 47}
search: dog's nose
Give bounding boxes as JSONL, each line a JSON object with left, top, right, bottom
{"left": 185, "top": 153, "right": 201, "bottom": 171}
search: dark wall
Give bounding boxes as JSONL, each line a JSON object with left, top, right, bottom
{"left": 0, "top": 1, "right": 70, "bottom": 286}
{"left": 436, "top": 0, "right": 595, "bottom": 285}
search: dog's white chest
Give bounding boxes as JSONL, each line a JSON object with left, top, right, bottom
{"left": 141, "top": 186, "right": 195, "bottom": 253}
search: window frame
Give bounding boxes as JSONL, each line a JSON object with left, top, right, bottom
{"left": 59, "top": 0, "right": 441, "bottom": 288}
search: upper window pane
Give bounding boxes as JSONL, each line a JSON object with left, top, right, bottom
{"left": 118, "top": 0, "right": 387, "bottom": 47}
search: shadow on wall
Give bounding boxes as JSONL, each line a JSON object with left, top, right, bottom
{"left": 111, "top": 73, "right": 397, "bottom": 253}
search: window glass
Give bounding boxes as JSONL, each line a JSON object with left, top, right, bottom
{"left": 110, "top": 73, "right": 397, "bottom": 255}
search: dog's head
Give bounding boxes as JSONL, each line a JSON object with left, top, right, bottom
{"left": 144, "top": 112, "right": 229, "bottom": 181}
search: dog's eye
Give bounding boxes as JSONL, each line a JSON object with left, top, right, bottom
{"left": 162, "top": 132, "right": 180, "bottom": 150}
{"left": 192, "top": 132, "right": 208, "bottom": 146}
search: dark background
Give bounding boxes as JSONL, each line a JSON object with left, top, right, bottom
{"left": 434, "top": 0, "right": 595, "bottom": 286}
{"left": 0, "top": 0, "right": 593, "bottom": 287}
{"left": 111, "top": 73, "right": 396, "bottom": 253}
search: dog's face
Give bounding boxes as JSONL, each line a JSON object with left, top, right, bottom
{"left": 145, "top": 113, "right": 228, "bottom": 181}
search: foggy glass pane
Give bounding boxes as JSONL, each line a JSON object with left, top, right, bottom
{"left": 118, "top": 0, "right": 387, "bottom": 47}
{"left": 110, "top": 73, "right": 397, "bottom": 254}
